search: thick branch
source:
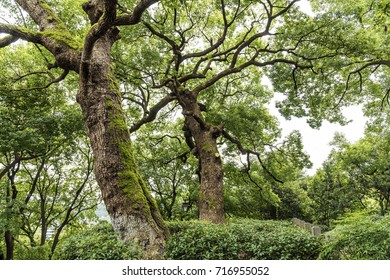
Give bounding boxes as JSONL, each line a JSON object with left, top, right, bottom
{"left": 81, "top": 0, "right": 118, "bottom": 78}
{"left": 15, "top": 0, "right": 65, "bottom": 31}
{"left": 115, "top": 0, "right": 160, "bottom": 26}
{"left": 0, "top": 24, "right": 41, "bottom": 44}
{"left": 0, "top": 35, "right": 19, "bottom": 47}
{"left": 130, "top": 95, "right": 176, "bottom": 132}
{"left": 0, "top": 14, "right": 80, "bottom": 71}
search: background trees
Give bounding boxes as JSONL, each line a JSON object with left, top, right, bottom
{"left": 307, "top": 119, "right": 390, "bottom": 228}
{"left": 0, "top": 43, "right": 98, "bottom": 259}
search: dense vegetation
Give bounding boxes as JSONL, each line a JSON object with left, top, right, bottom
{"left": 1, "top": 0, "right": 389, "bottom": 259}
{"left": 53, "top": 216, "right": 390, "bottom": 260}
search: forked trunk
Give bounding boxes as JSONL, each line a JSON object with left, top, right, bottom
{"left": 179, "top": 91, "right": 225, "bottom": 224}
{"left": 77, "top": 27, "right": 169, "bottom": 258}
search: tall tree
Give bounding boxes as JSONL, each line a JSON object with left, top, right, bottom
{"left": 116, "top": 0, "right": 320, "bottom": 223}
{"left": 0, "top": 0, "right": 168, "bottom": 257}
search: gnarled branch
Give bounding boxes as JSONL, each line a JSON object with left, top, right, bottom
{"left": 115, "top": 0, "right": 160, "bottom": 26}
{"left": 130, "top": 95, "right": 176, "bottom": 133}
{"left": 222, "top": 130, "right": 284, "bottom": 184}
{"left": 0, "top": 35, "right": 18, "bottom": 48}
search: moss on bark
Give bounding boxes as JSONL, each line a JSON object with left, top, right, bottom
{"left": 41, "top": 30, "right": 82, "bottom": 50}
{"left": 106, "top": 75, "right": 169, "bottom": 240}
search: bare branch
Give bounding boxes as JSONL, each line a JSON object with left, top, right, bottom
{"left": 179, "top": 0, "right": 235, "bottom": 62}
{"left": 11, "top": 69, "right": 69, "bottom": 92}
{"left": 335, "top": 60, "right": 390, "bottom": 107}
{"left": 115, "top": 0, "right": 160, "bottom": 26}
{"left": 143, "top": 21, "right": 180, "bottom": 54}
{"left": 194, "top": 55, "right": 311, "bottom": 94}
{"left": 0, "top": 154, "right": 40, "bottom": 181}
{"left": 271, "top": 0, "right": 300, "bottom": 20}
{"left": 222, "top": 130, "right": 284, "bottom": 183}
{"left": 381, "top": 88, "right": 390, "bottom": 108}
{"left": 0, "top": 35, "right": 19, "bottom": 47}
{"left": 130, "top": 95, "right": 177, "bottom": 133}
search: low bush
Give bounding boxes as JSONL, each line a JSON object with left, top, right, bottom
{"left": 165, "top": 219, "right": 321, "bottom": 260}
{"left": 14, "top": 244, "right": 51, "bottom": 260}
{"left": 319, "top": 213, "right": 390, "bottom": 260}
{"left": 53, "top": 222, "right": 142, "bottom": 260}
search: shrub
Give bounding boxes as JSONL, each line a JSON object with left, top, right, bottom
{"left": 14, "top": 244, "right": 50, "bottom": 260}
{"left": 165, "top": 219, "right": 321, "bottom": 260}
{"left": 53, "top": 222, "right": 142, "bottom": 260}
{"left": 319, "top": 213, "right": 390, "bottom": 260}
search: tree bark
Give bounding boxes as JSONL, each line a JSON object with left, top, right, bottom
{"left": 4, "top": 167, "right": 18, "bottom": 260}
{"left": 77, "top": 24, "right": 169, "bottom": 257}
{"left": 178, "top": 91, "right": 225, "bottom": 224}
{"left": 4, "top": 231, "right": 14, "bottom": 260}
{"left": 79, "top": 0, "right": 169, "bottom": 258}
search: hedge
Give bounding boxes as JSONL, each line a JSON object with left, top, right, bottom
{"left": 165, "top": 219, "right": 321, "bottom": 260}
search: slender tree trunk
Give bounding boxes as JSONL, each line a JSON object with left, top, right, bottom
{"left": 4, "top": 231, "right": 14, "bottom": 260}
{"left": 178, "top": 91, "right": 225, "bottom": 224}
{"left": 4, "top": 166, "right": 18, "bottom": 260}
{"left": 0, "top": 246, "right": 4, "bottom": 260}
{"left": 77, "top": 25, "right": 169, "bottom": 257}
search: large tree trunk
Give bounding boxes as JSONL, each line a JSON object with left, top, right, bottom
{"left": 77, "top": 23, "right": 169, "bottom": 258}
{"left": 179, "top": 91, "right": 225, "bottom": 224}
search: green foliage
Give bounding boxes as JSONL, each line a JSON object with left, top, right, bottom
{"left": 133, "top": 119, "right": 199, "bottom": 220}
{"left": 271, "top": 180, "right": 314, "bottom": 220}
{"left": 309, "top": 123, "right": 390, "bottom": 228}
{"left": 165, "top": 219, "right": 321, "bottom": 260}
{"left": 308, "top": 160, "right": 359, "bottom": 228}
{"left": 53, "top": 222, "right": 142, "bottom": 260}
{"left": 320, "top": 212, "right": 390, "bottom": 260}
{"left": 268, "top": 0, "right": 389, "bottom": 128}
{"left": 14, "top": 244, "right": 50, "bottom": 260}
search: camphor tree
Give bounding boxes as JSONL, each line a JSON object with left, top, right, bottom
{"left": 115, "top": 0, "right": 320, "bottom": 224}
{"left": 2, "top": 0, "right": 384, "bottom": 258}
{"left": 0, "top": 0, "right": 169, "bottom": 258}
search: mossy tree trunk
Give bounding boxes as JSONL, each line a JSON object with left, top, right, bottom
{"left": 1, "top": 0, "right": 169, "bottom": 258}
{"left": 178, "top": 90, "right": 225, "bottom": 224}
{"left": 76, "top": 0, "right": 169, "bottom": 258}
